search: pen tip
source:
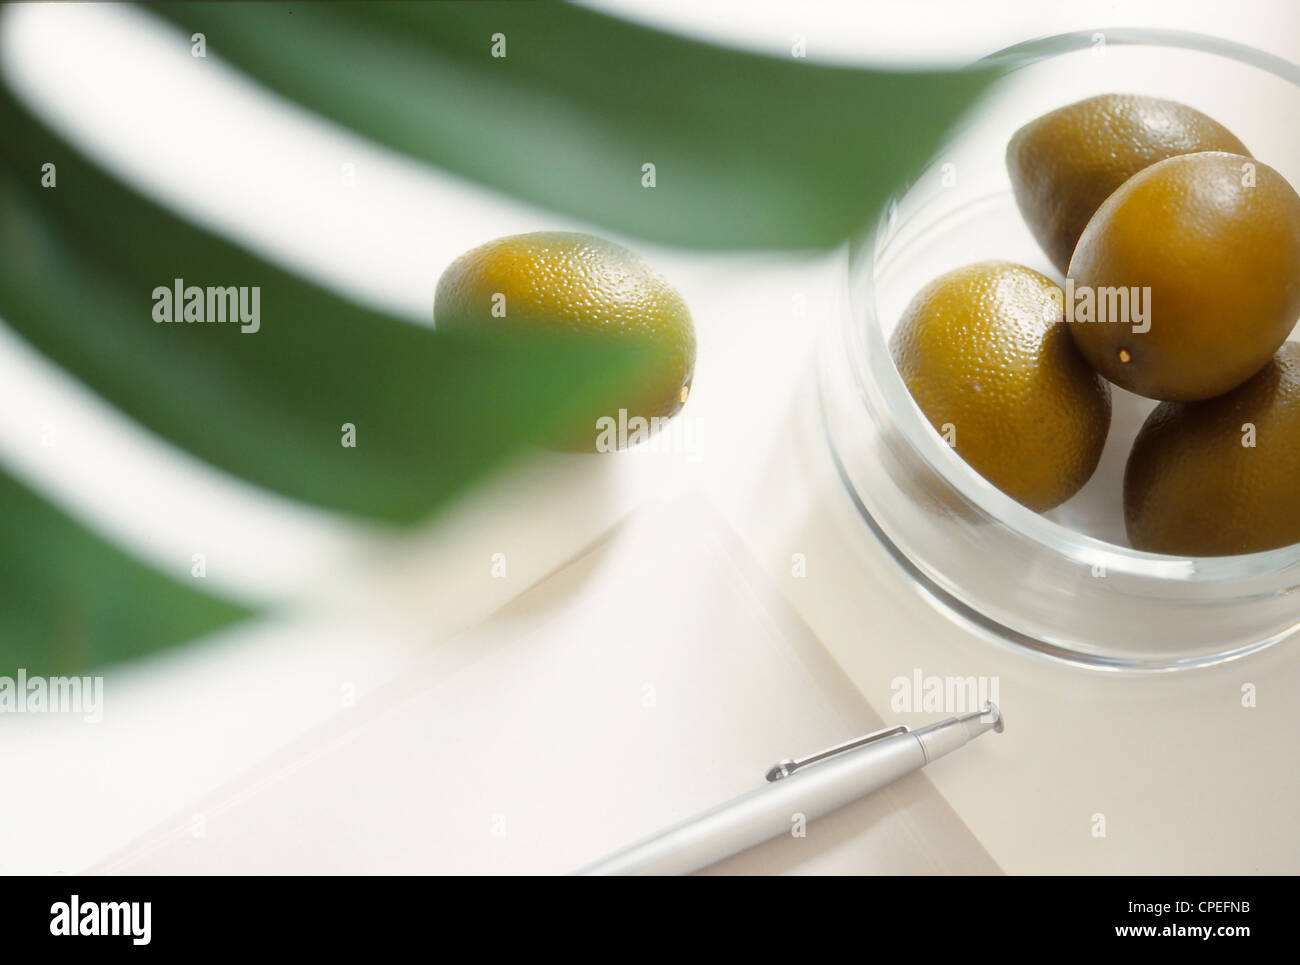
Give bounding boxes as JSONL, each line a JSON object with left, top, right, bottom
{"left": 984, "top": 701, "right": 1004, "bottom": 734}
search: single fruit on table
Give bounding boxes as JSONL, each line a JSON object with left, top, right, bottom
{"left": 1068, "top": 151, "right": 1300, "bottom": 402}
{"left": 1007, "top": 93, "right": 1249, "bottom": 275}
{"left": 1125, "top": 342, "right": 1300, "bottom": 555}
{"left": 890, "top": 261, "right": 1111, "bottom": 511}
{"left": 434, "top": 231, "right": 696, "bottom": 451}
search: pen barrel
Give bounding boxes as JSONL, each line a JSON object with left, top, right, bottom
{"left": 578, "top": 732, "right": 927, "bottom": 875}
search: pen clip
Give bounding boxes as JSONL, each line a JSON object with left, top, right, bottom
{"left": 765, "top": 724, "right": 910, "bottom": 782}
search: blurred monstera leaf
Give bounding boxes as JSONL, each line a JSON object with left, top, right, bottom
{"left": 0, "top": 72, "right": 662, "bottom": 669}
{"left": 0, "top": 1, "right": 1000, "bottom": 671}
{"left": 0, "top": 471, "right": 251, "bottom": 676}
{"left": 0, "top": 83, "right": 662, "bottom": 524}
{"left": 149, "top": 1, "right": 1000, "bottom": 249}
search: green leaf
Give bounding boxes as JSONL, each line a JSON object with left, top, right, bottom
{"left": 0, "top": 81, "right": 665, "bottom": 524}
{"left": 0, "top": 467, "right": 250, "bottom": 675}
{"left": 147, "top": 1, "right": 1001, "bottom": 250}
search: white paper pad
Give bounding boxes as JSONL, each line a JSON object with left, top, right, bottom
{"left": 96, "top": 496, "right": 998, "bottom": 875}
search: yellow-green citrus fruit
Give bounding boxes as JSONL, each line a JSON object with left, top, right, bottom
{"left": 434, "top": 231, "right": 696, "bottom": 450}
{"left": 1124, "top": 342, "right": 1300, "bottom": 556}
{"left": 1007, "top": 94, "right": 1249, "bottom": 274}
{"left": 890, "top": 261, "right": 1111, "bottom": 511}
{"left": 1068, "top": 152, "right": 1300, "bottom": 402}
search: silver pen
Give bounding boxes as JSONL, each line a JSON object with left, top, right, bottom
{"left": 577, "top": 702, "right": 1003, "bottom": 875}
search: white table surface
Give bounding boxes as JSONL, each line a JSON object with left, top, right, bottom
{"left": 0, "top": 0, "right": 1297, "bottom": 875}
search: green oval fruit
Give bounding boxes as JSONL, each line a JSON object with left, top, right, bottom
{"left": 434, "top": 231, "right": 696, "bottom": 450}
{"left": 1068, "top": 152, "right": 1300, "bottom": 402}
{"left": 1007, "top": 94, "right": 1249, "bottom": 275}
{"left": 891, "top": 261, "right": 1111, "bottom": 511}
{"left": 1125, "top": 342, "right": 1300, "bottom": 555}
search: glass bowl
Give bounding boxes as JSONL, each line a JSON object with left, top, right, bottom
{"left": 821, "top": 29, "right": 1300, "bottom": 670}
